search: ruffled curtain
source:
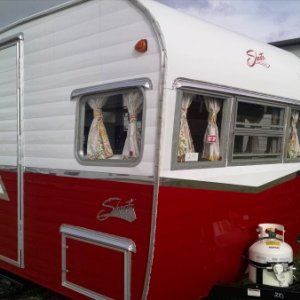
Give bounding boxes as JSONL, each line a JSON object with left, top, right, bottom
{"left": 202, "top": 97, "right": 221, "bottom": 161}
{"left": 287, "top": 110, "right": 300, "bottom": 158}
{"left": 87, "top": 96, "right": 113, "bottom": 160}
{"left": 122, "top": 90, "right": 143, "bottom": 159}
{"left": 177, "top": 93, "right": 195, "bottom": 162}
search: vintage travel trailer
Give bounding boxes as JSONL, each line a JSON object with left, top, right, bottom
{"left": 1, "top": 0, "right": 300, "bottom": 299}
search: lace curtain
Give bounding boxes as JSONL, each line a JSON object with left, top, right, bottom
{"left": 202, "top": 96, "right": 221, "bottom": 161}
{"left": 288, "top": 110, "right": 300, "bottom": 158}
{"left": 87, "top": 96, "right": 113, "bottom": 160}
{"left": 177, "top": 93, "right": 195, "bottom": 162}
{"left": 122, "top": 90, "right": 143, "bottom": 159}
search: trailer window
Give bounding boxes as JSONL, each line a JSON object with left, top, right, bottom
{"left": 76, "top": 88, "right": 143, "bottom": 164}
{"left": 286, "top": 108, "right": 300, "bottom": 160}
{"left": 232, "top": 100, "right": 285, "bottom": 162}
{"left": 173, "top": 91, "right": 229, "bottom": 168}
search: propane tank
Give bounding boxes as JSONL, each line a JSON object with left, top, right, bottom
{"left": 248, "top": 223, "right": 293, "bottom": 287}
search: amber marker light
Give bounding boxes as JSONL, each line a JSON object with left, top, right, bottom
{"left": 135, "top": 39, "right": 148, "bottom": 53}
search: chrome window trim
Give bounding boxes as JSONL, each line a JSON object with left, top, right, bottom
{"left": 60, "top": 225, "right": 135, "bottom": 300}
{"left": 173, "top": 77, "right": 300, "bottom": 105}
{"left": 71, "top": 77, "right": 152, "bottom": 99}
{"left": 73, "top": 79, "right": 152, "bottom": 168}
{"left": 74, "top": 84, "right": 148, "bottom": 167}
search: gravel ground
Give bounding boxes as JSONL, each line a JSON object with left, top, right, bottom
{"left": 8, "top": 286, "right": 68, "bottom": 300}
{"left": 0, "top": 271, "right": 68, "bottom": 300}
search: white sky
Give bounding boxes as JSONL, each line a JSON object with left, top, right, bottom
{"left": 158, "top": 0, "right": 300, "bottom": 42}
{"left": 0, "top": 0, "right": 299, "bottom": 43}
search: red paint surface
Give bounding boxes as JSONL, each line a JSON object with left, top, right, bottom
{"left": 0, "top": 171, "right": 18, "bottom": 261}
{"left": 66, "top": 238, "right": 124, "bottom": 299}
{"left": 148, "top": 176, "right": 300, "bottom": 299}
{"left": 1, "top": 171, "right": 300, "bottom": 299}
{"left": 0, "top": 172, "right": 153, "bottom": 300}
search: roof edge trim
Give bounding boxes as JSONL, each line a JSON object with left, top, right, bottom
{"left": 0, "top": 0, "right": 87, "bottom": 35}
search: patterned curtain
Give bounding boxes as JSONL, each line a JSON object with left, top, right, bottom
{"left": 287, "top": 110, "right": 300, "bottom": 158}
{"left": 122, "top": 90, "right": 143, "bottom": 159}
{"left": 87, "top": 96, "right": 113, "bottom": 160}
{"left": 202, "top": 96, "right": 221, "bottom": 161}
{"left": 177, "top": 93, "right": 195, "bottom": 162}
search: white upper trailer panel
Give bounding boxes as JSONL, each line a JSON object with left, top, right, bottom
{"left": 0, "top": 0, "right": 162, "bottom": 177}
{"left": 1, "top": 0, "right": 300, "bottom": 183}
{"left": 140, "top": 0, "right": 300, "bottom": 101}
{"left": 136, "top": 1, "right": 300, "bottom": 187}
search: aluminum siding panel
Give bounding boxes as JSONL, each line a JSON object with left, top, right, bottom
{"left": 0, "top": 0, "right": 161, "bottom": 176}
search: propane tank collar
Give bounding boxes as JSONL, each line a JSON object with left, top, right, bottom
{"left": 248, "top": 259, "right": 293, "bottom": 269}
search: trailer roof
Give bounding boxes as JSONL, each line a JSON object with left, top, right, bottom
{"left": 1, "top": 0, "right": 300, "bottom": 101}
{"left": 139, "top": 0, "right": 300, "bottom": 101}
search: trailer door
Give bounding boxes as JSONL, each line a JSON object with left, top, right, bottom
{"left": 0, "top": 34, "right": 24, "bottom": 267}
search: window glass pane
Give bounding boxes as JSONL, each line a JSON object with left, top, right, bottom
{"left": 177, "top": 92, "right": 224, "bottom": 163}
{"left": 232, "top": 99, "right": 286, "bottom": 163}
{"left": 233, "top": 135, "right": 282, "bottom": 160}
{"left": 236, "top": 101, "right": 284, "bottom": 131}
{"left": 78, "top": 88, "right": 143, "bottom": 162}
{"left": 287, "top": 109, "right": 300, "bottom": 159}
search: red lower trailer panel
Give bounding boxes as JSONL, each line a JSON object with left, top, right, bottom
{"left": 0, "top": 172, "right": 153, "bottom": 300}
{"left": 1, "top": 171, "right": 300, "bottom": 299}
{"left": 0, "top": 172, "right": 18, "bottom": 264}
{"left": 148, "top": 175, "right": 300, "bottom": 299}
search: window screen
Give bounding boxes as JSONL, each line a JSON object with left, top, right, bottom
{"left": 232, "top": 99, "right": 285, "bottom": 162}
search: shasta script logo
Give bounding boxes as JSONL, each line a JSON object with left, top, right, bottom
{"left": 97, "top": 197, "right": 137, "bottom": 222}
{"left": 246, "top": 50, "right": 270, "bottom": 68}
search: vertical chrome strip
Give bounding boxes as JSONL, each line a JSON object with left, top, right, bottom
{"left": 61, "top": 233, "right": 67, "bottom": 285}
{"left": 131, "top": 1, "right": 167, "bottom": 299}
{"left": 124, "top": 251, "right": 131, "bottom": 300}
{"left": 17, "top": 33, "right": 25, "bottom": 268}
{"left": 0, "top": 33, "right": 24, "bottom": 268}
